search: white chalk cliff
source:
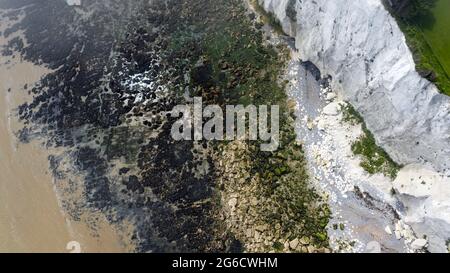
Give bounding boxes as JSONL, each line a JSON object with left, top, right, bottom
{"left": 261, "top": 0, "right": 449, "bottom": 173}
{"left": 259, "top": 0, "right": 450, "bottom": 252}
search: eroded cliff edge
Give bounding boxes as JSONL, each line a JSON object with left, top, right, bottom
{"left": 260, "top": 0, "right": 450, "bottom": 174}
{"left": 258, "top": 0, "right": 450, "bottom": 252}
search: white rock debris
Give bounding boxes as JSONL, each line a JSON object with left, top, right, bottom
{"left": 393, "top": 165, "right": 450, "bottom": 252}
{"left": 385, "top": 226, "right": 392, "bottom": 235}
{"left": 120, "top": 71, "right": 169, "bottom": 108}
{"left": 65, "top": 0, "right": 81, "bottom": 6}
{"left": 411, "top": 239, "right": 428, "bottom": 250}
{"left": 322, "top": 102, "right": 340, "bottom": 116}
{"left": 325, "top": 92, "right": 337, "bottom": 102}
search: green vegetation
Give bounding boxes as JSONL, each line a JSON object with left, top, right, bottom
{"left": 393, "top": 0, "right": 438, "bottom": 20}
{"left": 250, "top": 0, "right": 286, "bottom": 35}
{"left": 211, "top": 14, "right": 331, "bottom": 247}
{"left": 352, "top": 131, "right": 400, "bottom": 179}
{"left": 384, "top": 0, "right": 450, "bottom": 96}
{"left": 418, "top": 0, "right": 450, "bottom": 78}
{"left": 400, "top": 23, "right": 450, "bottom": 94}
{"left": 341, "top": 103, "right": 401, "bottom": 179}
{"left": 167, "top": 0, "right": 330, "bottom": 251}
{"left": 272, "top": 241, "right": 284, "bottom": 252}
{"left": 341, "top": 102, "right": 364, "bottom": 125}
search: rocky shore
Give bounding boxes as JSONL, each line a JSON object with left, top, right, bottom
{"left": 1, "top": 0, "right": 330, "bottom": 252}
{"left": 7, "top": 0, "right": 447, "bottom": 254}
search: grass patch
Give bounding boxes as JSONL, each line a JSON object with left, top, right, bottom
{"left": 352, "top": 131, "right": 400, "bottom": 179}
{"left": 418, "top": 0, "right": 450, "bottom": 77}
{"left": 383, "top": 0, "right": 450, "bottom": 96}
{"left": 342, "top": 103, "right": 401, "bottom": 179}
{"left": 341, "top": 103, "right": 364, "bottom": 125}
{"left": 400, "top": 22, "right": 450, "bottom": 95}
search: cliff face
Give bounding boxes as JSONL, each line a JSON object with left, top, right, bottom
{"left": 260, "top": 0, "right": 450, "bottom": 174}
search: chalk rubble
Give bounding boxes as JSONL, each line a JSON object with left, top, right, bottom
{"left": 259, "top": 0, "right": 450, "bottom": 252}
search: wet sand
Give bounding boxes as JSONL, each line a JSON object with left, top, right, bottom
{"left": 0, "top": 56, "right": 72, "bottom": 252}
{"left": 0, "top": 30, "right": 129, "bottom": 253}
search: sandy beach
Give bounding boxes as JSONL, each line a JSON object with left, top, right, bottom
{"left": 0, "top": 22, "right": 129, "bottom": 253}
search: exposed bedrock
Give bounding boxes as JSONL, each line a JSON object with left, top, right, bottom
{"left": 260, "top": 0, "right": 450, "bottom": 174}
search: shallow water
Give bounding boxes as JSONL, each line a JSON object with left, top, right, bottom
{"left": 0, "top": 20, "right": 127, "bottom": 253}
